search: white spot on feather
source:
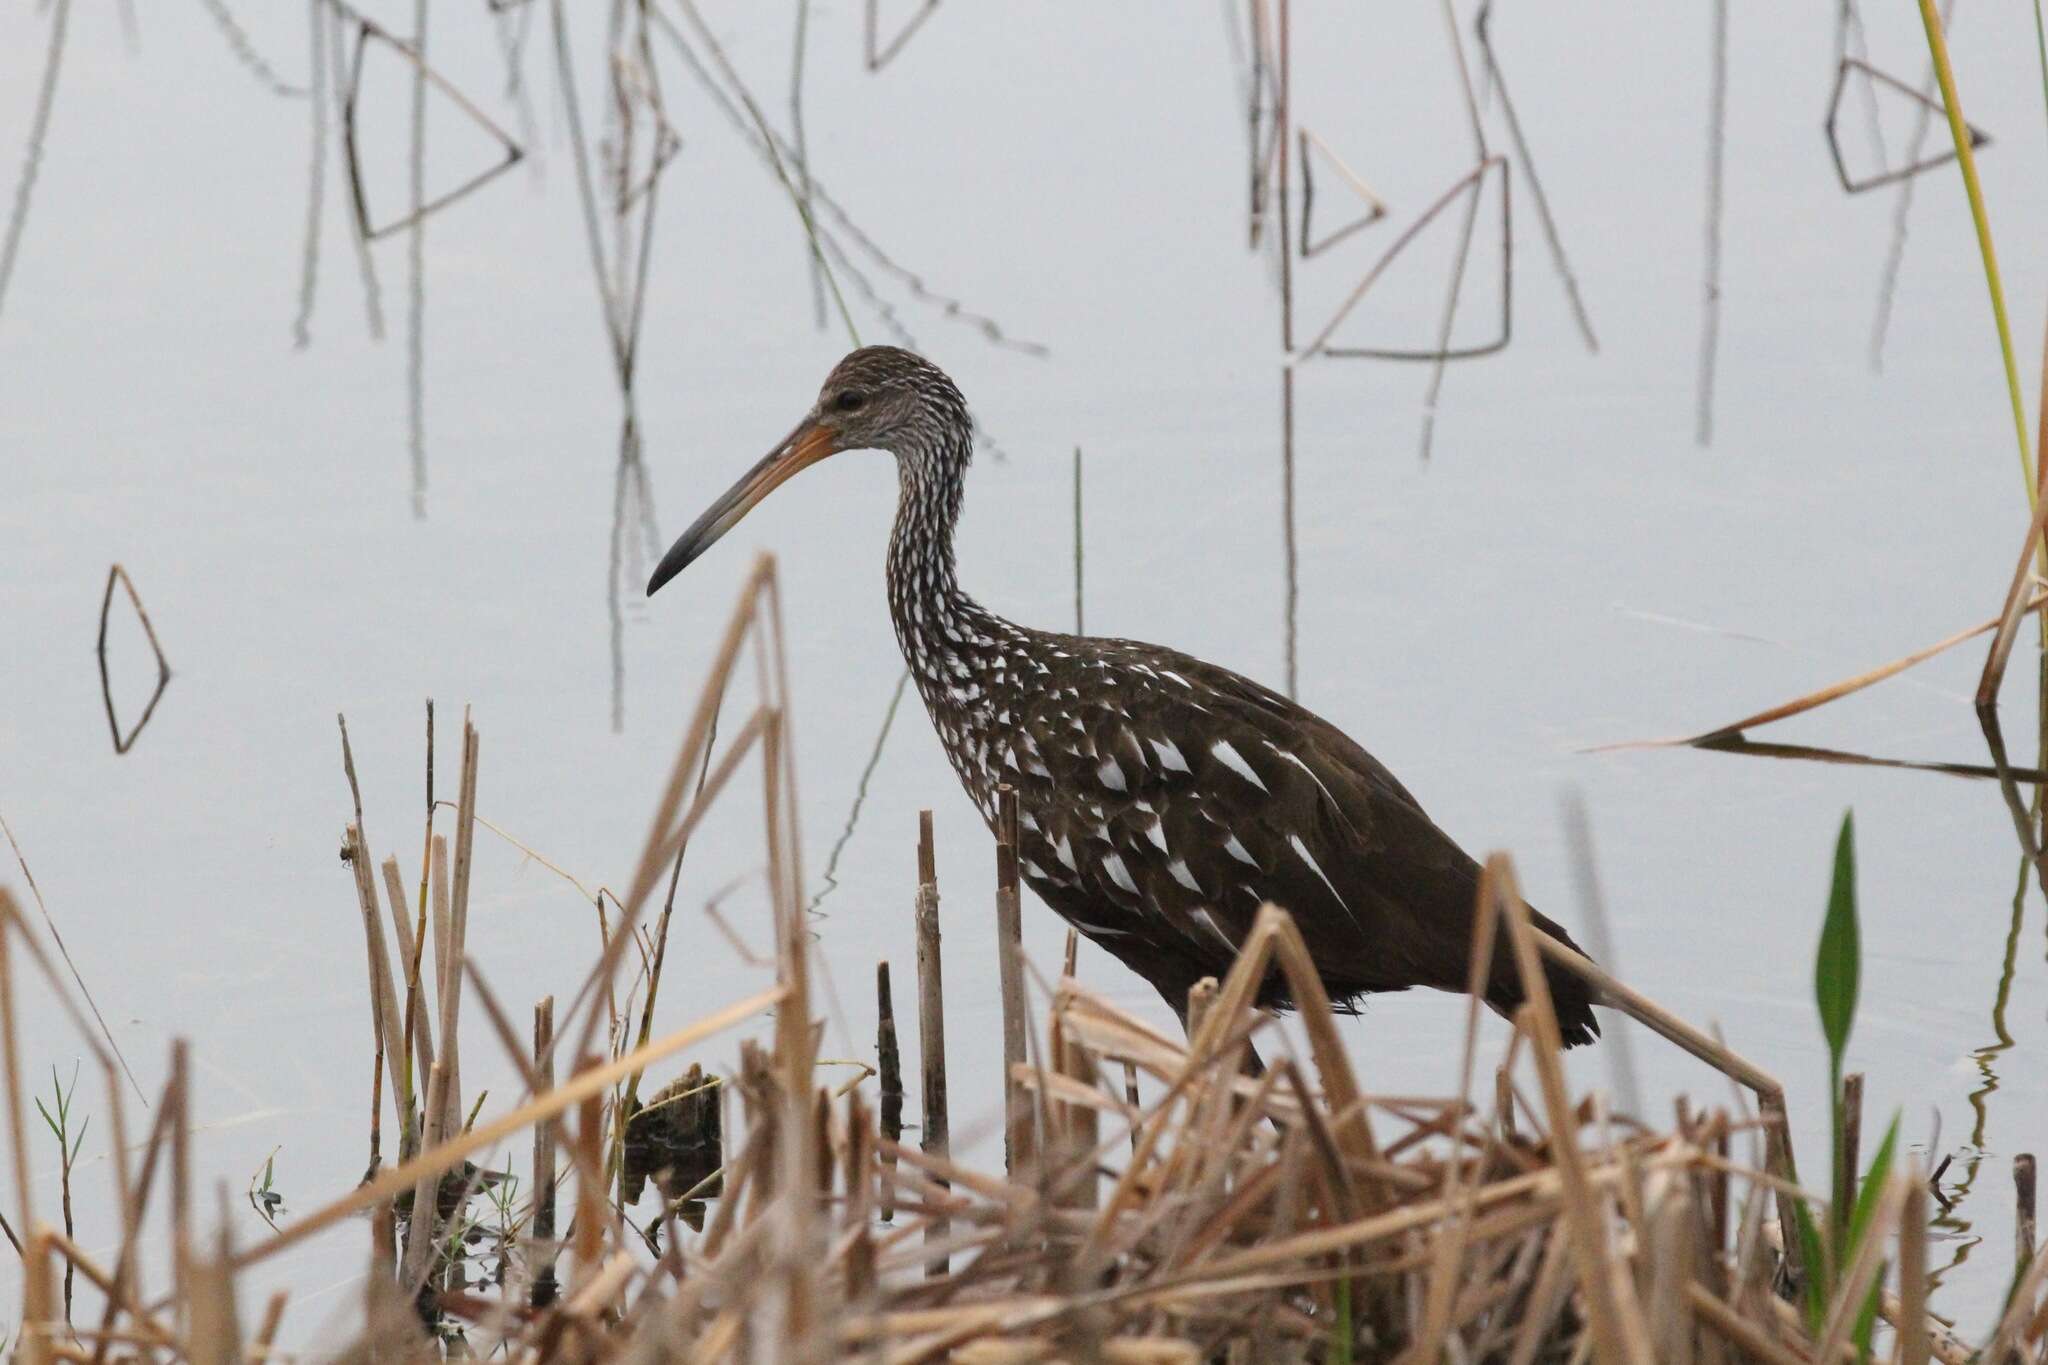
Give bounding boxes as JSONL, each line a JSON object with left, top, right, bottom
{"left": 1149, "top": 737, "right": 1190, "bottom": 773}
{"left": 1223, "top": 834, "right": 1257, "bottom": 867}
{"left": 1168, "top": 858, "right": 1201, "bottom": 892}
{"left": 1190, "top": 909, "right": 1238, "bottom": 953}
{"left": 1142, "top": 817, "right": 1169, "bottom": 854}
{"left": 1267, "top": 743, "right": 1338, "bottom": 806}
{"left": 1288, "top": 834, "right": 1365, "bottom": 934}
{"left": 1102, "top": 852, "right": 1137, "bottom": 894}
{"left": 1212, "top": 740, "right": 1268, "bottom": 792}
{"left": 1072, "top": 919, "right": 1129, "bottom": 938}
{"left": 1097, "top": 757, "right": 1127, "bottom": 792}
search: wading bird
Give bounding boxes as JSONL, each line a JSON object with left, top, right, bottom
{"left": 648, "top": 347, "right": 1599, "bottom": 1045}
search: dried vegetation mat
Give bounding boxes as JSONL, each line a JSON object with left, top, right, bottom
{"left": 0, "top": 560, "right": 2018, "bottom": 1363}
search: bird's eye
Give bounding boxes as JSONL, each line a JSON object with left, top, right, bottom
{"left": 833, "top": 391, "right": 866, "bottom": 413}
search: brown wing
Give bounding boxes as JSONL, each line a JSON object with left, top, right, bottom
{"left": 999, "top": 633, "right": 1599, "bottom": 1044}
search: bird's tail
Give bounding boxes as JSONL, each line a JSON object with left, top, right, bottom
{"left": 1483, "top": 907, "right": 1602, "bottom": 1048}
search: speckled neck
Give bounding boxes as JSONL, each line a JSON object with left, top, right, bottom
{"left": 884, "top": 421, "right": 1026, "bottom": 814}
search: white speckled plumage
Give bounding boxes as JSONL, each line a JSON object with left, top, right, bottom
{"left": 649, "top": 346, "right": 1601, "bottom": 1045}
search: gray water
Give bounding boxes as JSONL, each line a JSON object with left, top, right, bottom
{"left": 6, "top": 0, "right": 2048, "bottom": 1341}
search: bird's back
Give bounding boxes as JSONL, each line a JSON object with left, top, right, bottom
{"left": 922, "top": 624, "right": 1600, "bottom": 1046}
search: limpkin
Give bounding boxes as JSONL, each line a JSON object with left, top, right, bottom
{"left": 648, "top": 347, "right": 1600, "bottom": 1046}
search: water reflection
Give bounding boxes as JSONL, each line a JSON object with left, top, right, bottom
{"left": 0, "top": 0, "right": 71, "bottom": 331}
{"left": 608, "top": 410, "right": 662, "bottom": 735}
{"left": 1703, "top": 694, "right": 2047, "bottom": 1290}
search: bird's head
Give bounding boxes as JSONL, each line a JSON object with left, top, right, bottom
{"left": 646, "top": 346, "right": 969, "bottom": 596}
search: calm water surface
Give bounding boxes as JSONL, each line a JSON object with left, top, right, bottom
{"left": 5, "top": 0, "right": 2048, "bottom": 1339}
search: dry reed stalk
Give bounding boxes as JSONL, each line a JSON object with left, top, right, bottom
{"left": 169, "top": 1037, "right": 192, "bottom": 1325}
{"left": 381, "top": 855, "right": 437, "bottom": 1085}
{"left": 400, "top": 1059, "right": 451, "bottom": 1290}
{"left": 913, "top": 809, "right": 951, "bottom": 1279}
{"left": 2021, "top": 1153, "right": 2039, "bottom": 1279}
{"left": 441, "top": 721, "right": 479, "bottom": 1138}
{"left": 1600, "top": 593, "right": 2048, "bottom": 753}
{"left": 877, "top": 961, "right": 902, "bottom": 1223}
{"left": 1492, "top": 857, "right": 1653, "bottom": 1359}
{"left": 348, "top": 823, "right": 411, "bottom": 1135}
{"left": 0, "top": 896, "right": 53, "bottom": 1365}
{"left": 47, "top": 1228, "right": 182, "bottom": 1347}
{"left": 248, "top": 1288, "right": 288, "bottom": 1364}
{"left": 1836, "top": 1071, "right": 1863, "bottom": 1241}
{"left": 533, "top": 995, "right": 559, "bottom": 1309}
{"left": 994, "top": 786, "right": 1030, "bottom": 1176}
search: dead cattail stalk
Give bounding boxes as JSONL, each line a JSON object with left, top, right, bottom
{"left": 876, "top": 961, "right": 902, "bottom": 1222}
{"left": 532, "top": 995, "right": 559, "bottom": 1310}
{"left": 346, "top": 824, "right": 410, "bottom": 1142}
{"left": 441, "top": 721, "right": 480, "bottom": 1139}
{"left": 913, "top": 809, "right": 950, "bottom": 1277}
{"left": 1837, "top": 1070, "right": 1864, "bottom": 1238}
{"left": 1492, "top": 857, "right": 1653, "bottom": 1359}
{"left": 0, "top": 898, "right": 52, "bottom": 1365}
{"left": 2019, "top": 1152, "right": 2038, "bottom": 1280}
{"left": 379, "top": 855, "right": 435, "bottom": 1090}
{"left": 399, "top": 1059, "right": 450, "bottom": 1292}
{"left": 1899, "top": 1156, "right": 1931, "bottom": 1365}
{"left": 994, "top": 786, "right": 1030, "bottom": 1175}
{"left": 170, "top": 1039, "right": 191, "bottom": 1320}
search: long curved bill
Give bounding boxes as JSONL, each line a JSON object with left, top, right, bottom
{"left": 646, "top": 420, "right": 836, "bottom": 596}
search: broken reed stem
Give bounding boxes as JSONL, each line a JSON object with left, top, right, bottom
{"left": 379, "top": 857, "right": 435, "bottom": 1103}
{"left": 399, "top": 1059, "right": 449, "bottom": 1293}
{"left": 348, "top": 824, "right": 411, "bottom": 1144}
{"left": 2020, "top": 1152, "right": 2038, "bottom": 1281}
{"left": 876, "top": 961, "right": 902, "bottom": 1223}
{"left": 1836, "top": 1070, "right": 1863, "bottom": 1253}
{"left": 170, "top": 1039, "right": 191, "bottom": 1317}
{"left": 441, "top": 721, "right": 479, "bottom": 1140}
{"left": 994, "top": 786, "right": 1030, "bottom": 1177}
{"left": 913, "top": 809, "right": 950, "bottom": 1277}
{"left": 532, "top": 996, "right": 559, "bottom": 1310}
{"left": 1898, "top": 1157, "right": 1933, "bottom": 1365}
{"left": 0, "top": 901, "right": 54, "bottom": 1365}
{"left": 1491, "top": 858, "right": 1651, "bottom": 1359}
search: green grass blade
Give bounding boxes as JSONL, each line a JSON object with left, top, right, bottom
{"left": 1791, "top": 1197, "right": 1830, "bottom": 1331}
{"left": 1916, "top": 0, "right": 2036, "bottom": 505}
{"left": 1845, "top": 1116, "right": 1900, "bottom": 1254}
{"left": 1815, "top": 813, "right": 1860, "bottom": 1073}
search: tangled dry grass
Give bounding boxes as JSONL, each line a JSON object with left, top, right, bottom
{"left": 1, "top": 559, "right": 2029, "bottom": 1363}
